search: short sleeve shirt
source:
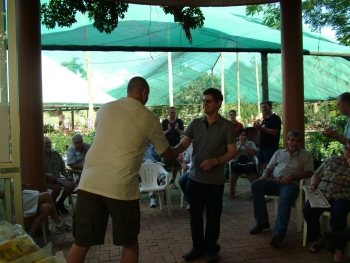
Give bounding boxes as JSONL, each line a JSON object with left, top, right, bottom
{"left": 267, "top": 148, "right": 314, "bottom": 180}
{"left": 260, "top": 113, "right": 281, "bottom": 150}
{"left": 45, "top": 150, "right": 66, "bottom": 178}
{"left": 184, "top": 115, "right": 235, "bottom": 185}
{"left": 315, "top": 155, "right": 350, "bottom": 200}
{"left": 66, "top": 142, "right": 91, "bottom": 166}
{"left": 162, "top": 118, "right": 184, "bottom": 146}
{"left": 233, "top": 140, "right": 257, "bottom": 162}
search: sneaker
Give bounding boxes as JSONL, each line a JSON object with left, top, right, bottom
{"left": 186, "top": 204, "right": 190, "bottom": 211}
{"left": 55, "top": 202, "right": 69, "bottom": 214}
{"left": 150, "top": 198, "right": 158, "bottom": 208}
{"left": 169, "top": 179, "right": 174, "bottom": 185}
{"left": 265, "top": 196, "right": 271, "bottom": 202}
{"left": 55, "top": 220, "right": 72, "bottom": 235}
{"left": 172, "top": 184, "right": 178, "bottom": 189}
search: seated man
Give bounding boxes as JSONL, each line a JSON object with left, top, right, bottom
{"left": 303, "top": 144, "right": 350, "bottom": 262}
{"left": 66, "top": 134, "right": 91, "bottom": 184}
{"left": 142, "top": 144, "right": 163, "bottom": 207}
{"left": 44, "top": 137, "right": 75, "bottom": 214}
{"left": 249, "top": 130, "right": 314, "bottom": 247}
{"left": 0, "top": 180, "right": 71, "bottom": 242}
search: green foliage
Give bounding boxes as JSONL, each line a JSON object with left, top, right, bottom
{"left": 41, "top": 0, "right": 128, "bottom": 34}
{"left": 61, "top": 57, "right": 87, "bottom": 80}
{"left": 161, "top": 6, "right": 205, "bottom": 43}
{"left": 246, "top": 1, "right": 350, "bottom": 46}
{"left": 246, "top": 4, "right": 281, "bottom": 30}
{"left": 46, "top": 130, "right": 95, "bottom": 155}
{"left": 43, "top": 124, "right": 54, "bottom": 134}
{"left": 41, "top": 1, "right": 204, "bottom": 44}
{"left": 305, "top": 131, "right": 343, "bottom": 161}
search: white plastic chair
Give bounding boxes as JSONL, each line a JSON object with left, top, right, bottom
{"left": 268, "top": 178, "right": 305, "bottom": 233}
{"left": 139, "top": 163, "right": 171, "bottom": 215}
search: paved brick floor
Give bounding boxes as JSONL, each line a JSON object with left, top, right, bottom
{"left": 48, "top": 178, "right": 346, "bottom": 263}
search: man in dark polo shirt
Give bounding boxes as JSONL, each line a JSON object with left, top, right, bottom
{"left": 173, "top": 88, "right": 236, "bottom": 263}
{"left": 162, "top": 107, "right": 184, "bottom": 189}
{"left": 254, "top": 100, "right": 281, "bottom": 169}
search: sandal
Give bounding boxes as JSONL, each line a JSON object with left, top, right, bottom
{"left": 309, "top": 243, "right": 325, "bottom": 253}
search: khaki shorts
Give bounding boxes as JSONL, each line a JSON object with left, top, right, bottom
{"left": 73, "top": 190, "right": 140, "bottom": 247}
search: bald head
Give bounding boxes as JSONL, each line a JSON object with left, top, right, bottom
{"left": 127, "top": 76, "right": 150, "bottom": 105}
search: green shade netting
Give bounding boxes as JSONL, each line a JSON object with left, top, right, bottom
{"left": 41, "top": 4, "right": 350, "bottom": 54}
{"left": 41, "top": 3, "right": 350, "bottom": 106}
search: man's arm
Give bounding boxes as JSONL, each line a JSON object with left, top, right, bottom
{"left": 279, "top": 170, "right": 313, "bottom": 185}
{"left": 70, "top": 163, "right": 84, "bottom": 171}
{"left": 322, "top": 128, "right": 348, "bottom": 145}
{"left": 199, "top": 143, "right": 237, "bottom": 171}
{"left": 173, "top": 136, "right": 192, "bottom": 156}
{"left": 309, "top": 173, "right": 322, "bottom": 193}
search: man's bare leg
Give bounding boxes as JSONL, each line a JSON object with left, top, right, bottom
{"left": 28, "top": 203, "right": 51, "bottom": 233}
{"left": 38, "top": 192, "right": 60, "bottom": 222}
{"left": 122, "top": 239, "right": 139, "bottom": 263}
{"left": 66, "top": 244, "right": 90, "bottom": 263}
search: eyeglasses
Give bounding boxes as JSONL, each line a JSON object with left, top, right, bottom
{"left": 73, "top": 141, "right": 83, "bottom": 144}
{"left": 44, "top": 142, "right": 51, "bottom": 145}
{"left": 202, "top": 99, "right": 215, "bottom": 104}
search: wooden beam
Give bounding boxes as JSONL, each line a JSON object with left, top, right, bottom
{"left": 114, "top": 0, "right": 278, "bottom": 6}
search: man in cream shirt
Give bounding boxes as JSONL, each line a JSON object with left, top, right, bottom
{"left": 67, "top": 76, "right": 174, "bottom": 263}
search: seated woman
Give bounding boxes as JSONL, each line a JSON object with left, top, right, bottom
{"left": 229, "top": 128, "right": 258, "bottom": 199}
{"left": 303, "top": 143, "right": 350, "bottom": 263}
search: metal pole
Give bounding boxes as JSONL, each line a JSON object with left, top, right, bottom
{"left": 221, "top": 53, "right": 225, "bottom": 115}
{"left": 255, "top": 53, "right": 261, "bottom": 117}
{"left": 168, "top": 52, "right": 173, "bottom": 106}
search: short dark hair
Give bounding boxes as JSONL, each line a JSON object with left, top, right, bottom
{"left": 261, "top": 100, "right": 272, "bottom": 108}
{"left": 238, "top": 128, "right": 248, "bottom": 136}
{"left": 72, "top": 134, "right": 83, "bottom": 141}
{"left": 229, "top": 110, "right": 237, "bottom": 115}
{"left": 168, "top": 107, "right": 175, "bottom": 112}
{"left": 203, "top": 88, "right": 223, "bottom": 102}
{"left": 339, "top": 92, "right": 350, "bottom": 105}
{"left": 287, "top": 130, "right": 302, "bottom": 140}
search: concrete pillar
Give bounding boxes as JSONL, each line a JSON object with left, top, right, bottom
{"left": 280, "top": 0, "right": 304, "bottom": 148}
{"left": 18, "top": 0, "right": 46, "bottom": 191}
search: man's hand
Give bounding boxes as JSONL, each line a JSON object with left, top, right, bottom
{"left": 182, "top": 163, "right": 190, "bottom": 171}
{"left": 175, "top": 123, "right": 179, "bottom": 130}
{"left": 199, "top": 159, "right": 217, "bottom": 171}
{"left": 66, "top": 175, "right": 74, "bottom": 182}
{"left": 310, "top": 184, "right": 316, "bottom": 193}
{"left": 322, "top": 128, "right": 338, "bottom": 139}
{"left": 253, "top": 123, "right": 262, "bottom": 131}
{"left": 22, "top": 180, "right": 29, "bottom": 189}
{"left": 46, "top": 173, "right": 57, "bottom": 183}
{"left": 168, "top": 123, "right": 172, "bottom": 131}
{"left": 279, "top": 175, "right": 293, "bottom": 185}
{"left": 258, "top": 175, "right": 268, "bottom": 181}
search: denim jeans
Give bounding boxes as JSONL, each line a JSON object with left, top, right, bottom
{"left": 303, "top": 198, "right": 350, "bottom": 252}
{"left": 187, "top": 178, "right": 224, "bottom": 253}
{"left": 251, "top": 179, "right": 299, "bottom": 239}
{"left": 178, "top": 171, "right": 189, "bottom": 200}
